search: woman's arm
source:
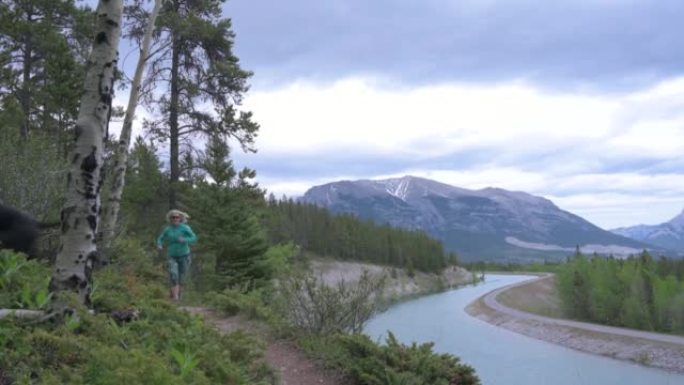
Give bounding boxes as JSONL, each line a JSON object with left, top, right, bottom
{"left": 183, "top": 225, "right": 198, "bottom": 245}
{"left": 156, "top": 227, "right": 168, "bottom": 249}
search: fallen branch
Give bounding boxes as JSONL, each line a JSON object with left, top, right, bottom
{"left": 0, "top": 308, "right": 45, "bottom": 320}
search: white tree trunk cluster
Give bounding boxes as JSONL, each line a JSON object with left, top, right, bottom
{"left": 100, "top": 0, "right": 163, "bottom": 249}
{"left": 49, "top": 0, "right": 124, "bottom": 314}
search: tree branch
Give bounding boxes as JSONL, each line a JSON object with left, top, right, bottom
{"left": 0, "top": 308, "right": 45, "bottom": 320}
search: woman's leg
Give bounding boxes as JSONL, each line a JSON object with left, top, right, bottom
{"left": 167, "top": 258, "right": 180, "bottom": 300}
{"left": 176, "top": 255, "right": 190, "bottom": 300}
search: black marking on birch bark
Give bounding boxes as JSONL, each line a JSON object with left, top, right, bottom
{"left": 100, "top": 93, "right": 111, "bottom": 106}
{"left": 106, "top": 19, "right": 118, "bottom": 28}
{"left": 84, "top": 252, "right": 95, "bottom": 307}
{"left": 84, "top": 287, "right": 92, "bottom": 307}
{"left": 66, "top": 274, "right": 81, "bottom": 289}
{"left": 87, "top": 215, "right": 97, "bottom": 232}
{"left": 84, "top": 191, "right": 97, "bottom": 200}
{"left": 61, "top": 206, "right": 76, "bottom": 233}
{"left": 91, "top": 204, "right": 97, "bottom": 213}
{"left": 95, "top": 32, "right": 107, "bottom": 45}
{"left": 83, "top": 174, "right": 98, "bottom": 199}
{"left": 81, "top": 147, "right": 98, "bottom": 173}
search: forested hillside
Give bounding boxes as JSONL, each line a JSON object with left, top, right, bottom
{"left": 264, "top": 197, "right": 459, "bottom": 273}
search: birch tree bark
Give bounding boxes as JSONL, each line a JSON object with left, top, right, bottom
{"left": 100, "top": 0, "right": 163, "bottom": 250}
{"left": 49, "top": 0, "right": 123, "bottom": 313}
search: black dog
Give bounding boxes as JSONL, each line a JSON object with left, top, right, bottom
{"left": 0, "top": 203, "right": 41, "bottom": 256}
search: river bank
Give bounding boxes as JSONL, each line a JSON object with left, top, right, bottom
{"left": 310, "top": 259, "right": 476, "bottom": 302}
{"left": 466, "top": 275, "right": 684, "bottom": 373}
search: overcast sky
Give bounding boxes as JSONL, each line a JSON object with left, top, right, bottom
{"left": 212, "top": 0, "right": 684, "bottom": 230}
{"left": 115, "top": 0, "right": 684, "bottom": 229}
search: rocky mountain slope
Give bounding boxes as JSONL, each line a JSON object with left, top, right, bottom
{"left": 301, "top": 176, "right": 655, "bottom": 262}
{"left": 611, "top": 210, "right": 684, "bottom": 255}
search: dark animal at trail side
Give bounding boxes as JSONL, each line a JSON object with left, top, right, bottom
{"left": 0, "top": 203, "right": 41, "bottom": 256}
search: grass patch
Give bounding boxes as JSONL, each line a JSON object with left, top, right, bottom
{"left": 496, "top": 276, "right": 564, "bottom": 318}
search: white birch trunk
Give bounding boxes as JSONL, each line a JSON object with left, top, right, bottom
{"left": 49, "top": 0, "right": 123, "bottom": 312}
{"left": 100, "top": 0, "right": 163, "bottom": 249}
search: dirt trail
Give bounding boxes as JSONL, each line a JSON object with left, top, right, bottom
{"left": 182, "top": 307, "right": 345, "bottom": 385}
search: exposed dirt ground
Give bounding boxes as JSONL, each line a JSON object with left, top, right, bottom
{"left": 182, "top": 307, "right": 346, "bottom": 385}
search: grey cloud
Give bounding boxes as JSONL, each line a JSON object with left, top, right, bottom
{"left": 225, "top": 0, "right": 684, "bottom": 91}
{"left": 232, "top": 145, "right": 497, "bottom": 182}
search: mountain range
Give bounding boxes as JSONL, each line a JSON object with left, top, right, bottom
{"left": 300, "top": 176, "right": 657, "bottom": 262}
{"left": 611, "top": 211, "right": 684, "bottom": 255}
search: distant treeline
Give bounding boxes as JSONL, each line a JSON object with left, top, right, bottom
{"left": 557, "top": 252, "right": 684, "bottom": 333}
{"left": 263, "top": 197, "right": 458, "bottom": 273}
{"left": 464, "top": 260, "right": 562, "bottom": 273}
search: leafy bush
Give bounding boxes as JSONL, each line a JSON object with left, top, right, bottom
{"left": 205, "top": 287, "right": 279, "bottom": 322}
{"left": 300, "top": 332, "right": 480, "bottom": 385}
{"left": 278, "top": 270, "right": 386, "bottom": 334}
{"left": 0, "top": 250, "right": 52, "bottom": 310}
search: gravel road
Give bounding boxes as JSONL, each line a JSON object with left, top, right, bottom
{"left": 468, "top": 274, "right": 684, "bottom": 373}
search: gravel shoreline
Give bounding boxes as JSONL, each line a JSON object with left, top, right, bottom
{"left": 465, "top": 277, "right": 684, "bottom": 374}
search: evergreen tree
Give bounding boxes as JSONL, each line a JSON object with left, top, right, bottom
{"left": 192, "top": 135, "right": 269, "bottom": 290}
{"left": 0, "top": 0, "right": 93, "bottom": 140}
{"left": 137, "top": 0, "right": 258, "bottom": 209}
{"left": 120, "top": 137, "right": 168, "bottom": 241}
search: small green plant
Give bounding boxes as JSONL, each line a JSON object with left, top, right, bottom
{"left": 17, "top": 278, "right": 52, "bottom": 309}
{"left": 0, "top": 250, "right": 26, "bottom": 289}
{"left": 170, "top": 344, "right": 200, "bottom": 378}
{"left": 64, "top": 313, "right": 82, "bottom": 333}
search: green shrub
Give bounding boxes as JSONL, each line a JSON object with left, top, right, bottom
{"left": 204, "top": 286, "right": 288, "bottom": 336}
{"left": 277, "top": 270, "right": 386, "bottom": 334}
{"left": 300, "top": 332, "right": 480, "bottom": 385}
{"left": 1, "top": 239, "right": 275, "bottom": 385}
{"left": 0, "top": 250, "right": 52, "bottom": 309}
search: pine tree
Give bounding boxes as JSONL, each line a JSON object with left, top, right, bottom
{"left": 136, "top": 0, "right": 258, "bottom": 209}
{"left": 191, "top": 134, "right": 268, "bottom": 290}
{"left": 0, "top": 0, "right": 93, "bottom": 140}
{"left": 121, "top": 137, "right": 168, "bottom": 240}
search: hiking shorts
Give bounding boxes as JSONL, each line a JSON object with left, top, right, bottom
{"left": 167, "top": 254, "right": 190, "bottom": 286}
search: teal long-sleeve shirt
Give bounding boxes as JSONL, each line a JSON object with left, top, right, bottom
{"left": 157, "top": 223, "right": 198, "bottom": 258}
